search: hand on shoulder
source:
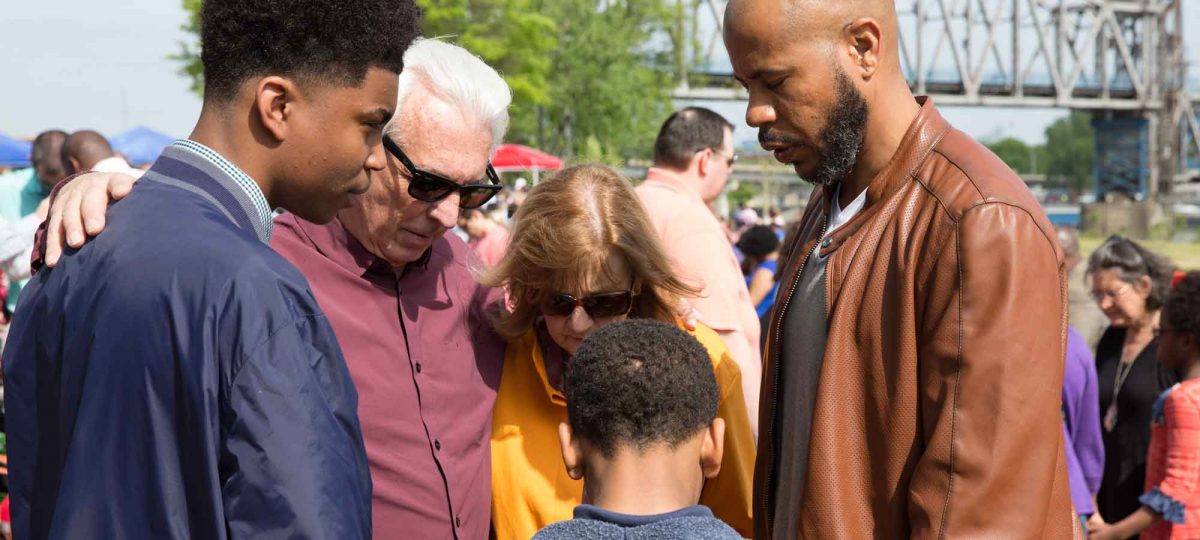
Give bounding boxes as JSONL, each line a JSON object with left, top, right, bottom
{"left": 44, "top": 172, "right": 138, "bottom": 267}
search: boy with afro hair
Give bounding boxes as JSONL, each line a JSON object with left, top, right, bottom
{"left": 536, "top": 319, "right": 743, "bottom": 539}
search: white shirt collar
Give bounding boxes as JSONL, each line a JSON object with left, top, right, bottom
{"left": 828, "top": 185, "right": 867, "bottom": 233}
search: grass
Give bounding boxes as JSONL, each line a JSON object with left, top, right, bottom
{"left": 1079, "top": 236, "right": 1200, "bottom": 270}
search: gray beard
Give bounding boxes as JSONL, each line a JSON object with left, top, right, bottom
{"left": 801, "top": 70, "right": 869, "bottom": 188}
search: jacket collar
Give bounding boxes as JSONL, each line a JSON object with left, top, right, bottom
{"left": 144, "top": 142, "right": 274, "bottom": 243}
{"left": 811, "top": 96, "right": 951, "bottom": 255}
{"left": 861, "top": 96, "right": 950, "bottom": 206}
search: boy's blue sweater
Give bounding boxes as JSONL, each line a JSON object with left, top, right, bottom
{"left": 533, "top": 504, "right": 744, "bottom": 539}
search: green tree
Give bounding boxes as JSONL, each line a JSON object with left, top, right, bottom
{"left": 424, "top": 0, "right": 674, "bottom": 161}
{"left": 171, "top": 0, "right": 204, "bottom": 96}
{"left": 418, "top": 0, "right": 557, "bottom": 142}
{"left": 1043, "top": 111, "right": 1095, "bottom": 192}
{"left": 168, "top": 0, "right": 556, "bottom": 117}
{"left": 530, "top": 0, "right": 674, "bottom": 162}
{"left": 171, "top": 0, "right": 672, "bottom": 163}
{"left": 725, "top": 181, "right": 756, "bottom": 208}
{"left": 984, "top": 137, "right": 1045, "bottom": 175}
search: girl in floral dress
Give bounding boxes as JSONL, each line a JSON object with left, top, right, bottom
{"left": 1091, "top": 271, "right": 1200, "bottom": 539}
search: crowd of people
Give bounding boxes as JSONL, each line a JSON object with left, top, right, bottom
{"left": 0, "top": 130, "right": 144, "bottom": 320}
{"left": 0, "top": 0, "right": 1197, "bottom": 539}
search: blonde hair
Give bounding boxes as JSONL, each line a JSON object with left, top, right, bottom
{"left": 482, "top": 164, "right": 698, "bottom": 340}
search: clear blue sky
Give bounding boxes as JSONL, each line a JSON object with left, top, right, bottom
{"left": 1, "top": 1, "right": 1197, "bottom": 148}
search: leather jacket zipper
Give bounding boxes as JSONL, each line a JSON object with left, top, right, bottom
{"left": 761, "top": 217, "right": 828, "bottom": 533}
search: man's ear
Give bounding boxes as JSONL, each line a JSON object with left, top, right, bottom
{"left": 253, "top": 76, "right": 301, "bottom": 143}
{"left": 699, "top": 417, "right": 725, "bottom": 480}
{"left": 695, "top": 147, "right": 714, "bottom": 178}
{"left": 558, "top": 422, "right": 585, "bottom": 481}
{"left": 67, "top": 157, "right": 82, "bottom": 175}
{"left": 844, "top": 17, "right": 883, "bottom": 80}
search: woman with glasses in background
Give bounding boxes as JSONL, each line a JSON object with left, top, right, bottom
{"left": 1088, "top": 235, "right": 1180, "bottom": 526}
{"left": 481, "top": 164, "right": 754, "bottom": 540}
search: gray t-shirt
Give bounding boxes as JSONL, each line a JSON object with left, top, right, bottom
{"left": 770, "top": 188, "right": 865, "bottom": 537}
{"left": 770, "top": 246, "right": 827, "bottom": 539}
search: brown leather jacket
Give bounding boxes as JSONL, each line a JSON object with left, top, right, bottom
{"left": 754, "top": 98, "right": 1083, "bottom": 539}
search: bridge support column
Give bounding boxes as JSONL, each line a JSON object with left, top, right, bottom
{"left": 1092, "top": 114, "right": 1149, "bottom": 201}
{"left": 1082, "top": 199, "right": 1173, "bottom": 239}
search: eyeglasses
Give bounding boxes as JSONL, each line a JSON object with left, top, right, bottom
{"left": 1090, "top": 283, "right": 1132, "bottom": 303}
{"left": 540, "top": 290, "right": 635, "bottom": 319}
{"left": 697, "top": 147, "right": 737, "bottom": 167}
{"left": 382, "top": 136, "right": 502, "bottom": 209}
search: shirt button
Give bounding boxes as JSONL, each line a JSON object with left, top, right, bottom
{"left": 415, "top": 363, "right": 422, "bottom": 373}
{"left": 455, "top": 516, "right": 462, "bottom": 528}
{"left": 434, "top": 439, "right": 442, "bottom": 451}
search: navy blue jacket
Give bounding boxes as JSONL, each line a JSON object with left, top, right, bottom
{"left": 2, "top": 145, "right": 372, "bottom": 539}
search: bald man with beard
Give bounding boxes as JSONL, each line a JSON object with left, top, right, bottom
{"left": 724, "top": 1, "right": 1081, "bottom": 538}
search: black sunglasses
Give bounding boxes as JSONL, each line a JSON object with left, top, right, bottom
{"left": 382, "top": 136, "right": 502, "bottom": 209}
{"left": 541, "top": 290, "right": 635, "bottom": 319}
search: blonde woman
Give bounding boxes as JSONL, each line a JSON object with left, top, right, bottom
{"left": 482, "top": 164, "right": 754, "bottom": 539}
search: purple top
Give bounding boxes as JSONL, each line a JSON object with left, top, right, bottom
{"left": 1062, "top": 326, "right": 1105, "bottom": 515}
{"left": 272, "top": 215, "right": 506, "bottom": 539}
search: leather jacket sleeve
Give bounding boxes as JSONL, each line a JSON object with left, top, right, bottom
{"left": 909, "top": 202, "right": 1077, "bottom": 538}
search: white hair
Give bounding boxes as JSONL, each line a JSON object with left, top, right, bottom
{"left": 389, "top": 38, "right": 512, "bottom": 151}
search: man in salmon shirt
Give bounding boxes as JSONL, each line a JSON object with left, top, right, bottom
{"left": 636, "top": 107, "right": 762, "bottom": 433}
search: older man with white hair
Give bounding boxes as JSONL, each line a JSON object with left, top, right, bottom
{"left": 40, "top": 38, "right": 512, "bottom": 539}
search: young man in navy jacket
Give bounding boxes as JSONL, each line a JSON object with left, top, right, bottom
{"left": 2, "top": 1, "right": 419, "bottom": 538}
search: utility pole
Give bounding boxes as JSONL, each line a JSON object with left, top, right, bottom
{"left": 673, "top": 0, "right": 688, "bottom": 93}
{"left": 1157, "top": 0, "right": 1184, "bottom": 199}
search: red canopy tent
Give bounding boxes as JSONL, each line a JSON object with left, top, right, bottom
{"left": 490, "top": 144, "right": 563, "bottom": 184}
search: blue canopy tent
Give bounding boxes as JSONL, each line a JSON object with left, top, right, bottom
{"left": 0, "top": 133, "right": 31, "bottom": 168}
{"left": 110, "top": 126, "right": 174, "bottom": 166}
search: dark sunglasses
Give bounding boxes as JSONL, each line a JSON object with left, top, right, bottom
{"left": 541, "top": 290, "right": 635, "bottom": 319}
{"left": 382, "top": 136, "right": 502, "bottom": 209}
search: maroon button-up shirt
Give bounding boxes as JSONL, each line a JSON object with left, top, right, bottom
{"left": 272, "top": 215, "right": 505, "bottom": 540}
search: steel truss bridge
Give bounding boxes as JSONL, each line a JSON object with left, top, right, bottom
{"left": 670, "top": 0, "right": 1200, "bottom": 200}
